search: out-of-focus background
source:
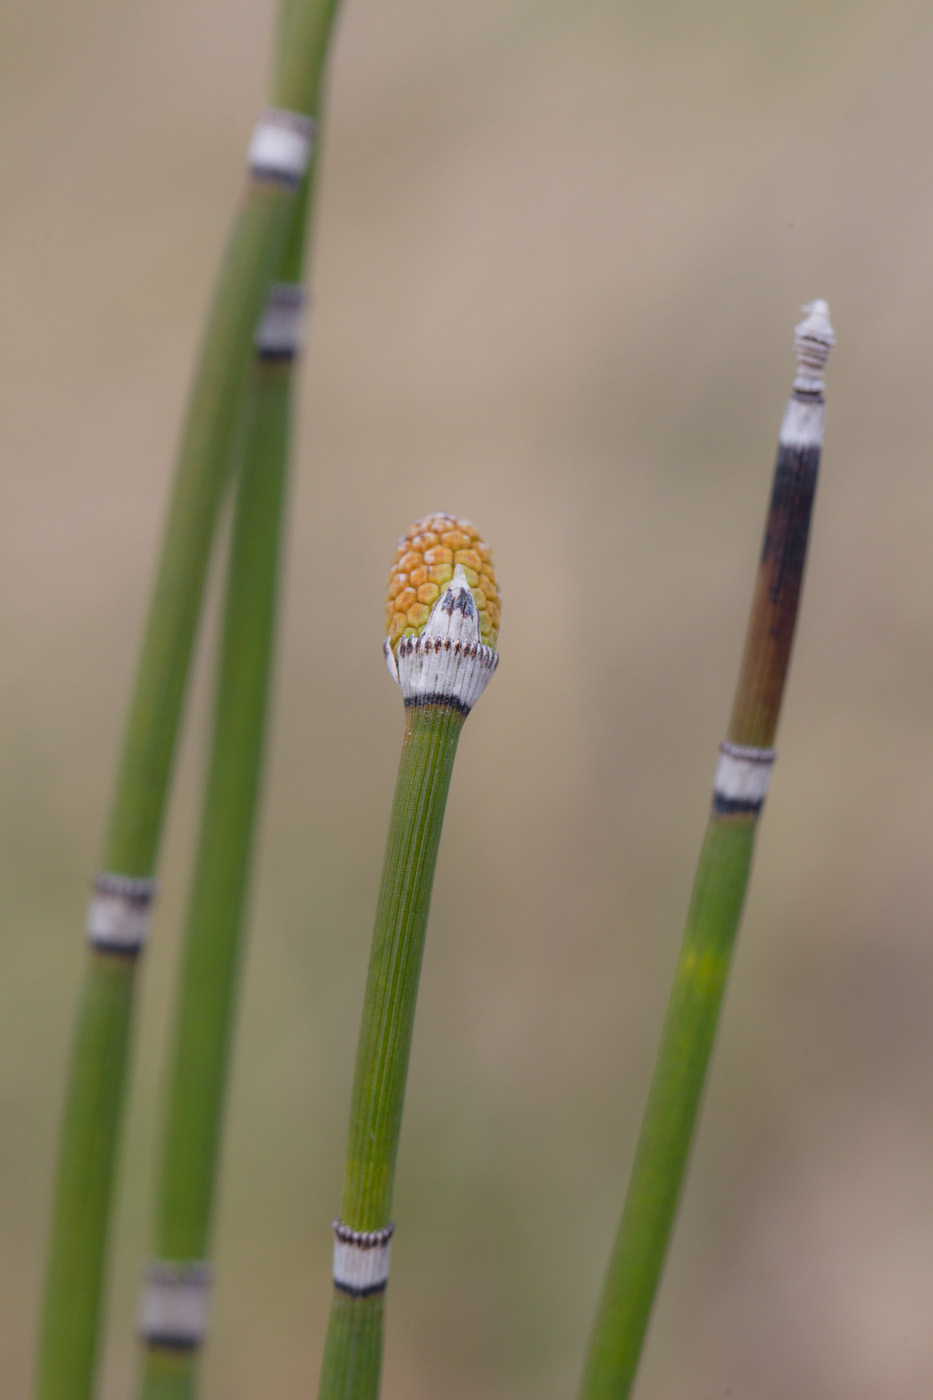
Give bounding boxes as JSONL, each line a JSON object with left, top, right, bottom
{"left": 3, "top": 2, "right": 933, "bottom": 1396}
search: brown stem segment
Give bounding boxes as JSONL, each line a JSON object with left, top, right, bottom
{"left": 728, "top": 300, "right": 835, "bottom": 749}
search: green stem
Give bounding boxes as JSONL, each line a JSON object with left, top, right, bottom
{"left": 103, "top": 186, "right": 296, "bottom": 877}
{"left": 136, "top": 346, "right": 292, "bottom": 1399}
{"left": 157, "top": 186, "right": 308, "bottom": 1281}
{"left": 318, "top": 702, "right": 466, "bottom": 1400}
{"left": 34, "top": 10, "right": 337, "bottom": 1398}
{"left": 578, "top": 303, "right": 834, "bottom": 1400}
{"left": 132, "top": 1350, "right": 193, "bottom": 1400}
{"left": 578, "top": 816, "right": 756, "bottom": 1400}
{"left": 34, "top": 958, "right": 136, "bottom": 1397}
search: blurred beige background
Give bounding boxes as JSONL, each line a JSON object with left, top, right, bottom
{"left": 4, "top": 1, "right": 933, "bottom": 1396}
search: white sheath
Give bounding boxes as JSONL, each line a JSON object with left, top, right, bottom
{"left": 332, "top": 1220, "right": 394, "bottom": 1296}
{"left": 384, "top": 564, "right": 499, "bottom": 712}
{"left": 248, "top": 108, "right": 316, "bottom": 185}
{"left": 138, "top": 1260, "right": 212, "bottom": 1347}
{"left": 713, "top": 742, "right": 775, "bottom": 810}
{"left": 255, "top": 282, "right": 306, "bottom": 357}
{"left": 86, "top": 873, "right": 155, "bottom": 953}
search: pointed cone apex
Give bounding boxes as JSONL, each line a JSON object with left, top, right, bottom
{"left": 423, "top": 565, "right": 480, "bottom": 645}
{"left": 384, "top": 516, "right": 500, "bottom": 713}
{"left": 794, "top": 299, "right": 835, "bottom": 393}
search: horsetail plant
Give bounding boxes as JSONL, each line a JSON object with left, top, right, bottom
{"left": 578, "top": 301, "right": 835, "bottom": 1400}
{"left": 34, "top": 6, "right": 339, "bottom": 1398}
{"left": 317, "top": 517, "right": 501, "bottom": 1400}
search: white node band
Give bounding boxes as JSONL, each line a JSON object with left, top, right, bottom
{"left": 86, "top": 872, "right": 156, "bottom": 953}
{"left": 139, "top": 1259, "right": 212, "bottom": 1349}
{"left": 255, "top": 282, "right": 306, "bottom": 358}
{"left": 248, "top": 108, "right": 316, "bottom": 186}
{"left": 713, "top": 742, "right": 776, "bottom": 813}
{"left": 332, "top": 1219, "right": 394, "bottom": 1297}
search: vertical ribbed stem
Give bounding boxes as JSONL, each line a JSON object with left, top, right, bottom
{"left": 317, "top": 702, "right": 466, "bottom": 1400}
{"left": 34, "top": 5, "right": 340, "bottom": 1398}
{"left": 578, "top": 302, "right": 835, "bottom": 1400}
{"left": 135, "top": 323, "right": 294, "bottom": 1400}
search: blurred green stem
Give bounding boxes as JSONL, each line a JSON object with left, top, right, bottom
{"left": 578, "top": 816, "right": 756, "bottom": 1400}
{"left": 135, "top": 298, "right": 295, "bottom": 1400}
{"left": 34, "top": 4, "right": 339, "bottom": 1396}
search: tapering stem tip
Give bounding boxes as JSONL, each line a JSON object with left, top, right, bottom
{"left": 794, "top": 299, "right": 835, "bottom": 393}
